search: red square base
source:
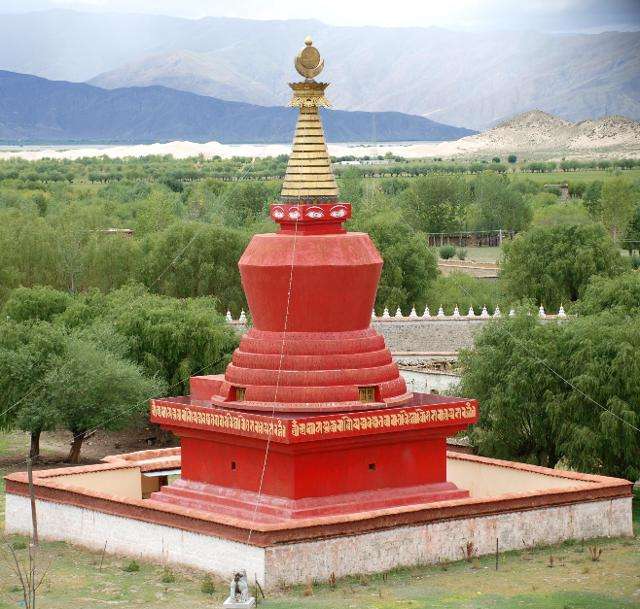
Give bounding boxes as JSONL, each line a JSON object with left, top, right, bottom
{"left": 149, "top": 393, "right": 478, "bottom": 523}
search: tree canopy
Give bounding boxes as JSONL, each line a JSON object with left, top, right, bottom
{"left": 600, "top": 177, "right": 637, "bottom": 241}
{"left": 459, "top": 311, "right": 640, "bottom": 480}
{"left": 500, "top": 223, "right": 623, "bottom": 309}
{"left": 0, "top": 285, "right": 237, "bottom": 460}
{"left": 575, "top": 271, "right": 640, "bottom": 317}
{"left": 45, "top": 333, "right": 165, "bottom": 463}
{"left": 138, "top": 222, "right": 249, "bottom": 314}
{"left": 358, "top": 210, "right": 438, "bottom": 313}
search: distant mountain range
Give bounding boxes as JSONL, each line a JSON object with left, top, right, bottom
{"left": 463, "top": 110, "right": 640, "bottom": 152}
{"left": 0, "top": 71, "right": 475, "bottom": 144}
{"left": 0, "top": 10, "right": 638, "bottom": 130}
{"left": 437, "top": 110, "right": 640, "bottom": 157}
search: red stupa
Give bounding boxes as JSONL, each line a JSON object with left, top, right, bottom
{"left": 149, "top": 38, "right": 478, "bottom": 524}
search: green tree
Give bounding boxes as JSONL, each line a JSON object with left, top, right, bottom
{"left": 623, "top": 204, "right": 640, "bottom": 254}
{"left": 0, "top": 321, "right": 67, "bottom": 458}
{"left": 400, "top": 175, "right": 470, "bottom": 233}
{"left": 582, "top": 180, "right": 603, "bottom": 218}
{"left": 507, "top": 154, "right": 517, "bottom": 164}
{"left": 459, "top": 312, "right": 640, "bottom": 479}
{"left": 221, "top": 181, "right": 277, "bottom": 226}
{"left": 549, "top": 313, "right": 640, "bottom": 480}
{"left": 45, "top": 334, "right": 165, "bottom": 463}
{"left": 105, "top": 286, "right": 239, "bottom": 394}
{"left": 600, "top": 177, "right": 636, "bottom": 242}
{"left": 359, "top": 211, "right": 438, "bottom": 313}
{"left": 138, "top": 221, "right": 249, "bottom": 313}
{"left": 0, "top": 210, "right": 63, "bottom": 296}
{"left": 52, "top": 286, "right": 239, "bottom": 395}
{"left": 2, "top": 286, "right": 72, "bottom": 322}
{"left": 500, "top": 223, "right": 623, "bottom": 309}
{"left": 459, "top": 316, "right": 561, "bottom": 467}
{"left": 575, "top": 272, "right": 640, "bottom": 316}
{"left": 81, "top": 233, "right": 141, "bottom": 293}
{"left": 469, "top": 173, "right": 532, "bottom": 231}
{"left": 337, "top": 168, "right": 365, "bottom": 207}
{"left": 135, "top": 189, "right": 182, "bottom": 236}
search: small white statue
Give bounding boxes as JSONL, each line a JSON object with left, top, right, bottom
{"left": 224, "top": 571, "right": 255, "bottom": 608}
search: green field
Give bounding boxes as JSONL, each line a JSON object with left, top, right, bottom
{"left": 508, "top": 168, "right": 640, "bottom": 184}
{"left": 1, "top": 431, "right": 639, "bottom": 609}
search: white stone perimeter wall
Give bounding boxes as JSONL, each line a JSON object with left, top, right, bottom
{"left": 229, "top": 320, "right": 486, "bottom": 354}
{"left": 5, "top": 494, "right": 631, "bottom": 589}
{"left": 265, "top": 498, "right": 632, "bottom": 586}
{"left": 4, "top": 494, "right": 266, "bottom": 584}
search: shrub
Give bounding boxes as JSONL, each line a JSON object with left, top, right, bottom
{"left": 201, "top": 574, "right": 216, "bottom": 595}
{"left": 123, "top": 560, "right": 140, "bottom": 572}
{"left": 456, "top": 247, "right": 467, "bottom": 260}
{"left": 161, "top": 567, "right": 176, "bottom": 583}
{"left": 630, "top": 254, "right": 640, "bottom": 270}
{"left": 507, "top": 154, "right": 517, "bottom": 164}
{"left": 425, "top": 272, "right": 502, "bottom": 315}
{"left": 439, "top": 244, "right": 456, "bottom": 259}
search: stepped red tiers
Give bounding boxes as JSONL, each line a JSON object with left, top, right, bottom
{"left": 150, "top": 201, "right": 479, "bottom": 522}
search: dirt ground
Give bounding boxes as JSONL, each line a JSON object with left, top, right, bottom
{"left": 0, "top": 425, "right": 177, "bottom": 474}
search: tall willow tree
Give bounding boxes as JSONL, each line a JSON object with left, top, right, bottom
{"left": 46, "top": 335, "right": 165, "bottom": 463}
{"left": 459, "top": 308, "right": 640, "bottom": 480}
{"left": 500, "top": 223, "right": 623, "bottom": 309}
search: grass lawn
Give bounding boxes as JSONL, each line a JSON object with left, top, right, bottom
{"left": 460, "top": 246, "right": 502, "bottom": 263}
{"left": 1, "top": 433, "right": 639, "bottom": 609}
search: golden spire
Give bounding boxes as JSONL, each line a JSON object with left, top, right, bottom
{"left": 280, "top": 37, "right": 339, "bottom": 202}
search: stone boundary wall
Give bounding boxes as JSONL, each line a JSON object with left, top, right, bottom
{"left": 265, "top": 497, "right": 630, "bottom": 585}
{"left": 5, "top": 494, "right": 264, "bottom": 579}
{"left": 228, "top": 319, "right": 489, "bottom": 354}
{"left": 227, "top": 307, "right": 568, "bottom": 355}
{"left": 5, "top": 494, "right": 631, "bottom": 588}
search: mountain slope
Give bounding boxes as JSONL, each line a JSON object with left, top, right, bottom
{"left": 0, "top": 11, "right": 638, "bottom": 129}
{"left": 444, "top": 110, "right": 640, "bottom": 154}
{"left": 0, "top": 71, "right": 475, "bottom": 144}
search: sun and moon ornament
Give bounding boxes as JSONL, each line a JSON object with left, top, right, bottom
{"left": 289, "top": 36, "right": 331, "bottom": 108}
{"left": 295, "top": 36, "right": 325, "bottom": 79}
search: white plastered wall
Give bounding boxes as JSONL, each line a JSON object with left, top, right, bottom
{"left": 5, "top": 493, "right": 631, "bottom": 589}
{"left": 447, "top": 458, "right": 595, "bottom": 497}
{"left": 264, "top": 497, "right": 632, "bottom": 586}
{"left": 4, "top": 494, "right": 265, "bottom": 584}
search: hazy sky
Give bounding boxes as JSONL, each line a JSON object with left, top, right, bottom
{"left": 1, "top": 0, "right": 639, "bottom": 32}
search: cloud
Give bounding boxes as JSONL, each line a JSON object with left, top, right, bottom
{"left": 2, "top": 0, "right": 639, "bottom": 32}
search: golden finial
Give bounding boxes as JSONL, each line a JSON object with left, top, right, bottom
{"left": 295, "top": 36, "right": 324, "bottom": 80}
{"left": 280, "top": 37, "right": 338, "bottom": 203}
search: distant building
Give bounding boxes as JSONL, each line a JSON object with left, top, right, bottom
{"left": 337, "top": 159, "right": 389, "bottom": 165}
{"left": 95, "top": 228, "right": 134, "bottom": 237}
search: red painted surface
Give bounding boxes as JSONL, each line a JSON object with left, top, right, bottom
{"left": 152, "top": 198, "right": 478, "bottom": 520}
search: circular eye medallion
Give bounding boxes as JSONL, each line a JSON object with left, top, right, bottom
{"left": 329, "top": 205, "right": 347, "bottom": 218}
{"left": 272, "top": 206, "right": 285, "bottom": 219}
{"left": 306, "top": 206, "right": 324, "bottom": 219}
{"left": 288, "top": 208, "right": 301, "bottom": 220}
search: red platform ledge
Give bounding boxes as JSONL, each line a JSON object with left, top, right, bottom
{"left": 149, "top": 393, "right": 479, "bottom": 445}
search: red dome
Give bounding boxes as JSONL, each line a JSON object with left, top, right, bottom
{"left": 208, "top": 204, "right": 412, "bottom": 413}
